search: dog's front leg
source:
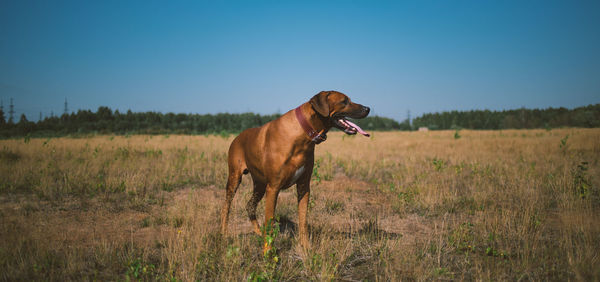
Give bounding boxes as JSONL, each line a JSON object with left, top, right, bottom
{"left": 263, "top": 185, "right": 280, "bottom": 229}
{"left": 263, "top": 184, "right": 280, "bottom": 254}
{"left": 296, "top": 178, "right": 311, "bottom": 249}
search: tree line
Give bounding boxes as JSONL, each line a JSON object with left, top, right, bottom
{"left": 411, "top": 104, "right": 600, "bottom": 130}
{"left": 0, "top": 103, "right": 598, "bottom": 138}
{"left": 0, "top": 106, "right": 403, "bottom": 138}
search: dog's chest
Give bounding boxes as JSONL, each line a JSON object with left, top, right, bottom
{"left": 284, "top": 165, "right": 305, "bottom": 188}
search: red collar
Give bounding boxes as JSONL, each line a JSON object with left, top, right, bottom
{"left": 295, "top": 106, "right": 327, "bottom": 144}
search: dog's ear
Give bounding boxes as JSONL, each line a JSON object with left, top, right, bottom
{"left": 310, "top": 91, "right": 330, "bottom": 117}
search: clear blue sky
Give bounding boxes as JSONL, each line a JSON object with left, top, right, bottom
{"left": 1, "top": 0, "right": 599, "bottom": 122}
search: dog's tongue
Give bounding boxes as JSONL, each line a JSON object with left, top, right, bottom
{"left": 345, "top": 119, "right": 370, "bottom": 137}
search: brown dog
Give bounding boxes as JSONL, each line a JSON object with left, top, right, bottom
{"left": 220, "top": 91, "right": 370, "bottom": 248}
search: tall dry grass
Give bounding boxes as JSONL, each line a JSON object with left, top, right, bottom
{"left": 0, "top": 129, "right": 598, "bottom": 280}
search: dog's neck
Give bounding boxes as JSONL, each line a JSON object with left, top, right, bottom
{"left": 295, "top": 103, "right": 331, "bottom": 144}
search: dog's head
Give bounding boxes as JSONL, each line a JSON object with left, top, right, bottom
{"left": 309, "top": 91, "right": 370, "bottom": 136}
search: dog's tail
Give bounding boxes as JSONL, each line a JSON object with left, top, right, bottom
{"left": 220, "top": 138, "right": 246, "bottom": 235}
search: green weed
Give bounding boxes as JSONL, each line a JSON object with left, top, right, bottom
{"left": 125, "top": 257, "right": 157, "bottom": 281}
{"left": 432, "top": 158, "right": 446, "bottom": 171}
{"left": 249, "top": 218, "right": 281, "bottom": 281}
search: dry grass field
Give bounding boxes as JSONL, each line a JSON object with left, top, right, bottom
{"left": 1, "top": 129, "right": 599, "bottom": 281}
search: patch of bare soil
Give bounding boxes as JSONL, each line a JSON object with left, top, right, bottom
{"left": 320, "top": 174, "right": 432, "bottom": 244}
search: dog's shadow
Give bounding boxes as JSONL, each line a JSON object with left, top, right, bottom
{"left": 277, "top": 215, "right": 297, "bottom": 235}
{"left": 229, "top": 215, "right": 401, "bottom": 253}
{"left": 277, "top": 215, "right": 402, "bottom": 242}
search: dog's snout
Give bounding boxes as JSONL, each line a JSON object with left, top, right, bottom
{"left": 363, "top": 106, "right": 370, "bottom": 115}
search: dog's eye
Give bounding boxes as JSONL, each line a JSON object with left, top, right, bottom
{"left": 342, "top": 99, "right": 349, "bottom": 106}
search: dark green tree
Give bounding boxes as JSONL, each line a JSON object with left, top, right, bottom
{"left": 0, "top": 107, "right": 5, "bottom": 127}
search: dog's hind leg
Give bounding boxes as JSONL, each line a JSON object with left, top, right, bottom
{"left": 247, "top": 180, "right": 266, "bottom": 235}
{"left": 220, "top": 165, "right": 244, "bottom": 235}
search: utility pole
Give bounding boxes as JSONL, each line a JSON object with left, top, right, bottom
{"left": 64, "top": 98, "right": 68, "bottom": 116}
{"left": 9, "top": 98, "right": 14, "bottom": 124}
{"left": 39, "top": 112, "right": 43, "bottom": 122}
